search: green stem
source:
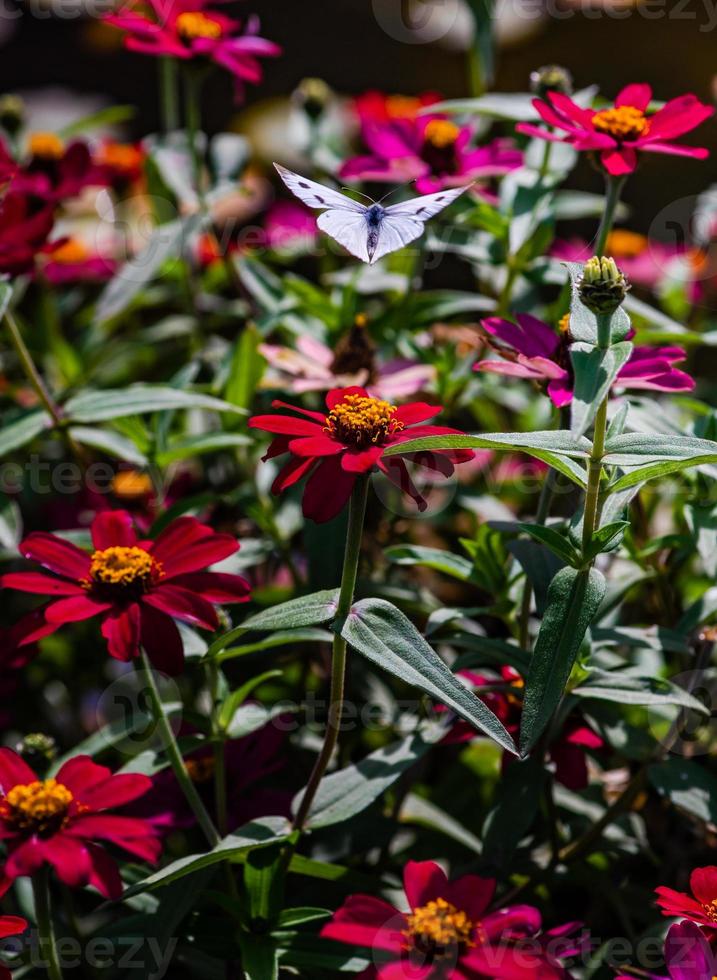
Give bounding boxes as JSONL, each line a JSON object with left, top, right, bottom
{"left": 292, "top": 476, "right": 369, "bottom": 832}
{"left": 5, "top": 310, "right": 64, "bottom": 428}
{"left": 582, "top": 396, "right": 608, "bottom": 556}
{"left": 139, "top": 649, "right": 221, "bottom": 848}
{"left": 33, "top": 869, "right": 64, "bottom": 980}
{"left": 496, "top": 262, "right": 519, "bottom": 317}
{"left": 159, "top": 57, "right": 179, "bottom": 135}
{"left": 518, "top": 470, "right": 558, "bottom": 649}
{"left": 594, "top": 175, "right": 626, "bottom": 256}
{"left": 207, "top": 660, "right": 228, "bottom": 837}
{"left": 184, "top": 70, "right": 204, "bottom": 201}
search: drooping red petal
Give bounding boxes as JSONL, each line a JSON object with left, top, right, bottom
{"left": 167, "top": 572, "right": 250, "bottom": 604}
{"left": 85, "top": 842, "right": 123, "bottom": 900}
{"left": 271, "top": 455, "right": 316, "bottom": 494}
{"left": 403, "top": 860, "right": 449, "bottom": 909}
{"left": 101, "top": 604, "right": 141, "bottom": 662}
{"left": 66, "top": 814, "right": 161, "bottom": 863}
{"left": 139, "top": 603, "right": 185, "bottom": 676}
{"left": 341, "top": 445, "right": 384, "bottom": 473}
{"left": 44, "top": 595, "right": 112, "bottom": 625}
{"left": 144, "top": 585, "right": 219, "bottom": 630}
{"left": 301, "top": 455, "right": 356, "bottom": 523}
{"left": 38, "top": 834, "right": 92, "bottom": 889}
{"left": 91, "top": 510, "right": 137, "bottom": 549}
{"left": 600, "top": 146, "right": 638, "bottom": 175}
{"left": 0, "top": 915, "right": 26, "bottom": 939}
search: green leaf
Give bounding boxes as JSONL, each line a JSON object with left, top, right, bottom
{"left": 384, "top": 545, "right": 474, "bottom": 581}
{"left": 570, "top": 341, "right": 633, "bottom": 437}
{"left": 215, "top": 628, "right": 333, "bottom": 665}
{"left": 225, "top": 324, "right": 265, "bottom": 414}
{"left": 218, "top": 670, "right": 283, "bottom": 731}
{"left": 516, "top": 523, "right": 580, "bottom": 567}
{"left": 68, "top": 426, "right": 148, "bottom": 466}
{"left": 0, "top": 410, "right": 52, "bottom": 454}
{"left": 425, "top": 93, "right": 540, "bottom": 121}
{"left": 239, "top": 934, "right": 279, "bottom": 980}
{"left": 399, "top": 793, "right": 483, "bottom": 855}
{"left": 122, "top": 817, "right": 290, "bottom": 896}
{"left": 59, "top": 104, "right": 136, "bottom": 137}
{"left": 340, "top": 598, "right": 516, "bottom": 754}
{"left": 155, "top": 432, "right": 251, "bottom": 466}
{"left": 277, "top": 908, "right": 331, "bottom": 928}
{"left": 520, "top": 567, "right": 606, "bottom": 754}
{"left": 584, "top": 520, "right": 629, "bottom": 560}
{"left": 298, "top": 731, "right": 440, "bottom": 829}
{"left": 64, "top": 385, "right": 241, "bottom": 422}
{"left": 383, "top": 430, "right": 590, "bottom": 488}
{"left": 605, "top": 434, "right": 717, "bottom": 492}
{"left": 649, "top": 759, "right": 717, "bottom": 824}
{"left": 572, "top": 669, "right": 710, "bottom": 713}
{"left": 481, "top": 759, "right": 546, "bottom": 871}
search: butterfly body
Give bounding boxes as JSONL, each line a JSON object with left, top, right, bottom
{"left": 274, "top": 163, "right": 469, "bottom": 265}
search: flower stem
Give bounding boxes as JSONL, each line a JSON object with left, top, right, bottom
{"left": 139, "top": 649, "right": 221, "bottom": 848}
{"left": 292, "top": 476, "right": 369, "bottom": 832}
{"left": 32, "top": 869, "right": 63, "bottom": 980}
{"left": 518, "top": 469, "right": 558, "bottom": 648}
{"left": 207, "top": 659, "right": 229, "bottom": 837}
{"left": 581, "top": 395, "right": 608, "bottom": 556}
{"left": 159, "top": 57, "right": 179, "bottom": 136}
{"left": 594, "top": 175, "right": 626, "bottom": 256}
{"left": 184, "top": 70, "right": 204, "bottom": 201}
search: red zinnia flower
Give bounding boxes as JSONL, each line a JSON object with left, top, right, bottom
{"left": 321, "top": 859, "right": 575, "bottom": 978}
{"left": 104, "top": 2, "right": 281, "bottom": 97}
{"left": 0, "top": 912, "right": 26, "bottom": 980}
{"left": 13, "top": 133, "right": 109, "bottom": 204}
{"left": 0, "top": 192, "right": 55, "bottom": 276}
{"left": 656, "top": 866, "right": 717, "bottom": 930}
{"left": 0, "top": 749, "right": 160, "bottom": 899}
{"left": 0, "top": 510, "right": 250, "bottom": 675}
{"left": 517, "top": 83, "right": 713, "bottom": 176}
{"left": 248, "top": 386, "right": 474, "bottom": 523}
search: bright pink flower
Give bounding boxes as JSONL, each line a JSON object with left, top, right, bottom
{"left": 340, "top": 109, "right": 522, "bottom": 194}
{"left": 42, "top": 237, "right": 117, "bottom": 285}
{"left": 13, "top": 134, "right": 109, "bottom": 204}
{"left": 263, "top": 200, "right": 317, "bottom": 252}
{"left": 104, "top": 2, "right": 281, "bottom": 96}
{"left": 475, "top": 313, "right": 694, "bottom": 407}
{"left": 656, "top": 866, "right": 717, "bottom": 930}
{"left": 617, "top": 921, "right": 717, "bottom": 980}
{"left": 0, "top": 192, "right": 55, "bottom": 275}
{"left": 249, "top": 386, "right": 473, "bottom": 523}
{"left": 517, "top": 83, "right": 713, "bottom": 176}
{"left": 0, "top": 913, "right": 26, "bottom": 980}
{"left": 0, "top": 510, "right": 250, "bottom": 675}
{"left": 321, "top": 859, "right": 577, "bottom": 978}
{"left": 352, "top": 91, "right": 442, "bottom": 127}
{"left": 0, "top": 749, "right": 159, "bottom": 899}
{"left": 551, "top": 231, "right": 697, "bottom": 290}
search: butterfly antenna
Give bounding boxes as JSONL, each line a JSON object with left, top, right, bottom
{"left": 340, "top": 186, "right": 376, "bottom": 204}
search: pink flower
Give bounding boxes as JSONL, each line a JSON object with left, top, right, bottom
{"left": 475, "top": 313, "right": 694, "bottom": 407}
{"left": 551, "top": 232, "right": 699, "bottom": 290}
{"left": 263, "top": 201, "right": 318, "bottom": 253}
{"left": 321, "top": 859, "right": 577, "bottom": 978}
{"left": 656, "top": 866, "right": 717, "bottom": 930}
{"left": 42, "top": 237, "right": 117, "bottom": 285}
{"left": 617, "top": 921, "right": 717, "bottom": 980}
{"left": 517, "top": 83, "right": 714, "bottom": 176}
{"left": 340, "top": 108, "right": 522, "bottom": 194}
{"left": 352, "top": 91, "right": 442, "bottom": 127}
{"left": 14, "top": 133, "right": 109, "bottom": 204}
{"left": 104, "top": 3, "right": 281, "bottom": 96}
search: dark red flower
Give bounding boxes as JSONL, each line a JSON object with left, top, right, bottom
{"left": 0, "top": 192, "right": 55, "bottom": 275}
{"left": 1, "top": 510, "right": 250, "bottom": 675}
{"left": 517, "top": 83, "right": 713, "bottom": 176}
{"left": 248, "top": 387, "right": 473, "bottom": 523}
{"left": 321, "top": 859, "right": 576, "bottom": 978}
{"left": 0, "top": 749, "right": 159, "bottom": 899}
{"left": 14, "top": 133, "right": 109, "bottom": 203}
{"left": 656, "top": 866, "right": 717, "bottom": 930}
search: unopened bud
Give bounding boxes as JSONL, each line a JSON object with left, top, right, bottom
{"left": 530, "top": 65, "right": 573, "bottom": 98}
{"left": 17, "top": 733, "right": 57, "bottom": 770}
{"left": 0, "top": 95, "right": 24, "bottom": 137}
{"left": 293, "top": 78, "right": 332, "bottom": 122}
{"left": 578, "top": 255, "right": 630, "bottom": 315}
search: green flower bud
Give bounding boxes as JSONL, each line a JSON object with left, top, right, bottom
{"left": 293, "top": 78, "right": 332, "bottom": 122}
{"left": 578, "top": 255, "right": 630, "bottom": 315}
{"left": 0, "top": 95, "right": 24, "bottom": 138}
{"left": 17, "top": 733, "right": 57, "bottom": 770}
{"left": 529, "top": 65, "right": 573, "bottom": 99}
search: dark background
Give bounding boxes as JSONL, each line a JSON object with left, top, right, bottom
{"left": 1, "top": 0, "right": 715, "bottom": 231}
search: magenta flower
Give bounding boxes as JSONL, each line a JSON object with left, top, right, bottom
{"left": 517, "top": 83, "right": 713, "bottom": 176}
{"left": 42, "top": 237, "right": 117, "bottom": 285}
{"left": 656, "top": 866, "right": 717, "bottom": 930}
{"left": 340, "top": 111, "right": 522, "bottom": 194}
{"left": 616, "top": 921, "right": 717, "bottom": 980}
{"left": 104, "top": 3, "right": 281, "bottom": 95}
{"left": 475, "top": 313, "right": 694, "bottom": 407}
{"left": 263, "top": 201, "right": 318, "bottom": 253}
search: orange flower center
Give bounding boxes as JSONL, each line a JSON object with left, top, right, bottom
{"left": 606, "top": 229, "right": 648, "bottom": 258}
{"left": 176, "top": 11, "right": 223, "bottom": 40}
{"left": 1, "top": 780, "right": 73, "bottom": 836}
{"left": 424, "top": 119, "right": 460, "bottom": 149}
{"left": 591, "top": 106, "right": 649, "bottom": 141}
{"left": 324, "top": 395, "right": 404, "bottom": 449}
{"left": 97, "top": 141, "right": 143, "bottom": 176}
{"left": 112, "top": 470, "right": 154, "bottom": 501}
{"left": 89, "top": 545, "right": 162, "bottom": 590}
{"left": 185, "top": 757, "right": 215, "bottom": 784}
{"left": 404, "top": 898, "right": 474, "bottom": 952}
{"left": 50, "top": 238, "right": 90, "bottom": 265}
{"left": 28, "top": 132, "right": 64, "bottom": 160}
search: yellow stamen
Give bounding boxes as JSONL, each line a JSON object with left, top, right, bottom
{"left": 605, "top": 229, "right": 648, "bottom": 258}
{"left": 404, "top": 897, "right": 474, "bottom": 950}
{"left": 424, "top": 119, "right": 460, "bottom": 149}
{"left": 50, "top": 239, "right": 90, "bottom": 265}
{"left": 111, "top": 470, "right": 154, "bottom": 501}
{"left": 324, "top": 395, "right": 404, "bottom": 449}
{"left": 28, "top": 132, "right": 64, "bottom": 160}
{"left": 176, "top": 11, "right": 223, "bottom": 40}
{"left": 591, "top": 105, "right": 649, "bottom": 141}
{"left": 558, "top": 313, "right": 571, "bottom": 334}
{"left": 1, "top": 780, "right": 73, "bottom": 835}
{"left": 185, "top": 757, "right": 215, "bottom": 784}
{"left": 89, "top": 545, "right": 161, "bottom": 588}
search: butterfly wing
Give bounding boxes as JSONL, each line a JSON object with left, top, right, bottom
{"left": 317, "top": 210, "right": 371, "bottom": 263}
{"left": 274, "top": 163, "right": 366, "bottom": 213}
{"left": 383, "top": 184, "right": 470, "bottom": 220}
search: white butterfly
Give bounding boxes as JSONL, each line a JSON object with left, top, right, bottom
{"left": 274, "top": 163, "right": 470, "bottom": 265}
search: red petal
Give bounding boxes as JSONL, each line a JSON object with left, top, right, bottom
{"left": 289, "top": 435, "right": 342, "bottom": 457}
{"left": 302, "top": 456, "right": 356, "bottom": 523}
{"left": 101, "top": 604, "right": 141, "bottom": 662}
{"left": 615, "top": 83, "right": 652, "bottom": 111}
{"left": 393, "top": 402, "right": 442, "bottom": 426}
{"left": 66, "top": 815, "right": 160, "bottom": 863}
{"left": 0, "top": 748, "right": 37, "bottom": 793}
{"left": 271, "top": 455, "right": 315, "bottom": 494}
{"left": 248, "top": 415, "right": 323, "bottom": 436}
{"left": 44, "top": 595, "right": 111, "bottom": 624}
{"left": 691, "top": 866, "right": 717, "bottom": 904}
{"left": 444, "top": 874, "right": 495, "bottom": 921}
{"left": 19, "top": 532, "right": 90, "bottom": 579}
{"left": 404, "top": 860, "right": 448, "bottom": 909}
{"left": 144, "top": 585, "right": 219, "bottom": 630}
{"left": 341, "top": 445, "right": 384, "bottom": 473}
{"left": 56, "top": 756, "right": 113, "bottom": 797}
{"left": 600, "top": 147, "right": 638, "bottom": 175}
{"left": 326, "top": 386, "right": 369, "bottom": 410}
{"left": 139, "top": 604, "right": 185, "bottom": 676}
{"left": 647, "top": 94, "right": 714, "bottom": 140}
{"left": 0, "top": 572, "right": 83, "bottom": 595}
{"left": 168, "top": 572, "right": 250, "bottom": 604}
{"left": 0, "top": 916, "right": 26, "bottom": 939}
{"left": 39, "top": 835, "right": 92, "bottom": 889}
{"left": 91, "top": 510, "right": 137, "bottom": 549}
{"left": 86, "top": 842, "right": 123, "bottom": 899}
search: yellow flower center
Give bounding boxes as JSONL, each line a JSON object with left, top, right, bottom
{"left": 185, "top": 757, "right": 215, "bottom": 784}
{"left": 605, "top": 229, "right": 648, "bottom": 258}
{"left": 28, "top": 132, "right": 64, "bottom": 160}
{"left": 591, "top": 106, "right": 649, "bottom": 141}
{"left": 1, "top": 780, "right": 73, "bottom": 836}
{"left": 385, "top": 95, "right": 423, "bottom": 119}
{"left": 176, "top": 11, "right": 223, "bottom": 40}
{"left": 405, "top": 898, "right": 474, "bottom": 952}
{"left": 557, "top": 313, "right": 571, "bottom": 334}
{"left": 701, "top": 900, "right": 717, "bottom": 922}
{"left": 424, "top": 119, "right": 460, "bottom": 149}
{"left": 111, "top": 470, "right": 154, "bottom": 501}
{"left": 50, "top": 238, "right": 90, "bottom": 265}
{"left": 324, "top": 395, "right": 404, "bottom": 449}
{"left": 89, "top": 545, "right": 162, "bottom": 590}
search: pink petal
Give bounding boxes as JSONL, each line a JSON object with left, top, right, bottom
{"left": 404, "top": 860, "right": 448, "bottom": 909}
{"left": 615, "top": 83, "right": 652, "bottom": 111}
{"left": 91, "top": 510, "right": 137, "bottom": 549}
